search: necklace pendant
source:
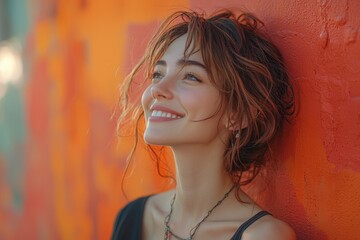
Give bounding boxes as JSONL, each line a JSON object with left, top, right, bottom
{"left": 164, "top": 226, "right": 171, "bottom": 240}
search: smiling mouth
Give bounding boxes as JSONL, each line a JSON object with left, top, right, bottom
{"left": 151, "top": 110, "right": 182, "bottom": 119}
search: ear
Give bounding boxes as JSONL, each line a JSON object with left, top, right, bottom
{"left": 225, "top": 115, "right": 248, "bottom": 131}
{"left": 224, "top": 107, "right": 257, "bottom": 131}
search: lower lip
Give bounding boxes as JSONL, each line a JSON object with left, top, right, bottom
{"left": 149, "top": 116, "right": 182, "bottom": 122}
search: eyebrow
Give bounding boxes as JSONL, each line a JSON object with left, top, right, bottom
{"left": 155, "top": 59, "right": 207, "bottom": 70}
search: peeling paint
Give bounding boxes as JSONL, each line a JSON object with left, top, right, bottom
{"left": 320, "top": 27, "right": 329, "bottom": 48}
{"left": 344, "top": 26, "right": 358, "bottom": 45}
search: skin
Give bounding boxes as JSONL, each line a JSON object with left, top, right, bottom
{"left": 141, "top": 35, "right": 296, "bottom": 240}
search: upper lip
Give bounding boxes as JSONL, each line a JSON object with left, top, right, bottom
{"left": 149, "top": 105, "right": 184, "bottom": 117}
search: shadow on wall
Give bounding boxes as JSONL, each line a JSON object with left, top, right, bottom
{"left": 270, "top": 171, "right": 328, "bottom": 240}
{"left": 245, "top": 120, "right": 329, "bottom": 240}
{"left": 274, "top": 123, "right": 328, "bottom": 240}
{"left": 250, "top": 173, "right": 330, "bottom": 240}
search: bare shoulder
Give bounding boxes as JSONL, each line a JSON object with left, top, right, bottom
{"left": 243, "top": 214, "right": 296, "bottom": 240}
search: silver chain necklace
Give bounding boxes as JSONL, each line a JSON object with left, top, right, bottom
{"left": 164, "top": 185, "right": 236, "bottom": 240}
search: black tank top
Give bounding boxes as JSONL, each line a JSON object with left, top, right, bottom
{"left": 112, "top": 196, "right": 270, "bottom": 240}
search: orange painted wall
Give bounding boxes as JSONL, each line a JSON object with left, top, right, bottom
{"left": 0, "top": 0, "right": 359, "bottom": 239}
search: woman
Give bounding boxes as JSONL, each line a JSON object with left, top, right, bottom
{"left": 112, "top": 9, "right": 296, "bottom": 240}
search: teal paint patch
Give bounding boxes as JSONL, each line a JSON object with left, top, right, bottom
{"left": 7, "top": 0, "right": 30, "bottom": 43}
{"left": 0, "top": 1, "right": 30, "bottom": 212}
{"left": 0, "top": 84, "right": 26, "bottom": 212}
{"left": 0, "top": 0, "right": 10, "bottom": 41}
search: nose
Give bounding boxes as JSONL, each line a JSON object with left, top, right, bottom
{"left": 150, "top": 77, "right": 174, "bottom": 100}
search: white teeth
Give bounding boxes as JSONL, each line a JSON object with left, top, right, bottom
{"left": 151, "top": 110, "right": 181, "bottom": 119}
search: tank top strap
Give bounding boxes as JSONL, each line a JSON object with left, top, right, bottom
{"left": 231, "top": 210, "right": 271, "bottom": 240}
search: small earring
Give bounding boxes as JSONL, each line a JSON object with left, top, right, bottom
{"left": 235, "top": 131, "right": 240, "bottom": 138}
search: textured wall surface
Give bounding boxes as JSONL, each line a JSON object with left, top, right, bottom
{"left": 0, "top": 0, "right": 359, "bottom": 239}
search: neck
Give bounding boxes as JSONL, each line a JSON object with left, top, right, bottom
{"left": 170, "top": 141, "right": 234, "bottom": 221}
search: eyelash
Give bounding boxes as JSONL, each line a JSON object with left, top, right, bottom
{"left": 151, "top": 71, "right": 202, "bottom": 83}
{"left": 151, "top": 71, "right": 163, "bottom": 81}
{"left": 184, "top": 72, "right": 202, "bottom": 82}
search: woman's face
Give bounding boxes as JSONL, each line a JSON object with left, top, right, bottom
{"left": 141, "top": 34, "right": 230, "bottom": 147}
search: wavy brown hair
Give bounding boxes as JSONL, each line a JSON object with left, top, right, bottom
{"left": 117, "top": 9, "right": 295, "bottom": 191}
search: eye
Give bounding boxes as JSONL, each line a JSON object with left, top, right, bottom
{"left": 184, "top": 72, "right": 201, "bottom": 82}
{"left": 151, "top": 71, "right": 163, "bottom": 82}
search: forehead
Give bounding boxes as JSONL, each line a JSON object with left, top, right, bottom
{"left": 160, "top": 34, "right": 204, "bottom": 64}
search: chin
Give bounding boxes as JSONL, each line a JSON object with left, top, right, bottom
{"left": 143, "top": 134, "right": 171, "bottom": 146}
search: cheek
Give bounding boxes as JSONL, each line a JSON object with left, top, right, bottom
{"left": 181, "top": 90, "right": 222, "bottom": 119}
{"left": 141, "top": 86, "right": 152, "bottom": 112}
